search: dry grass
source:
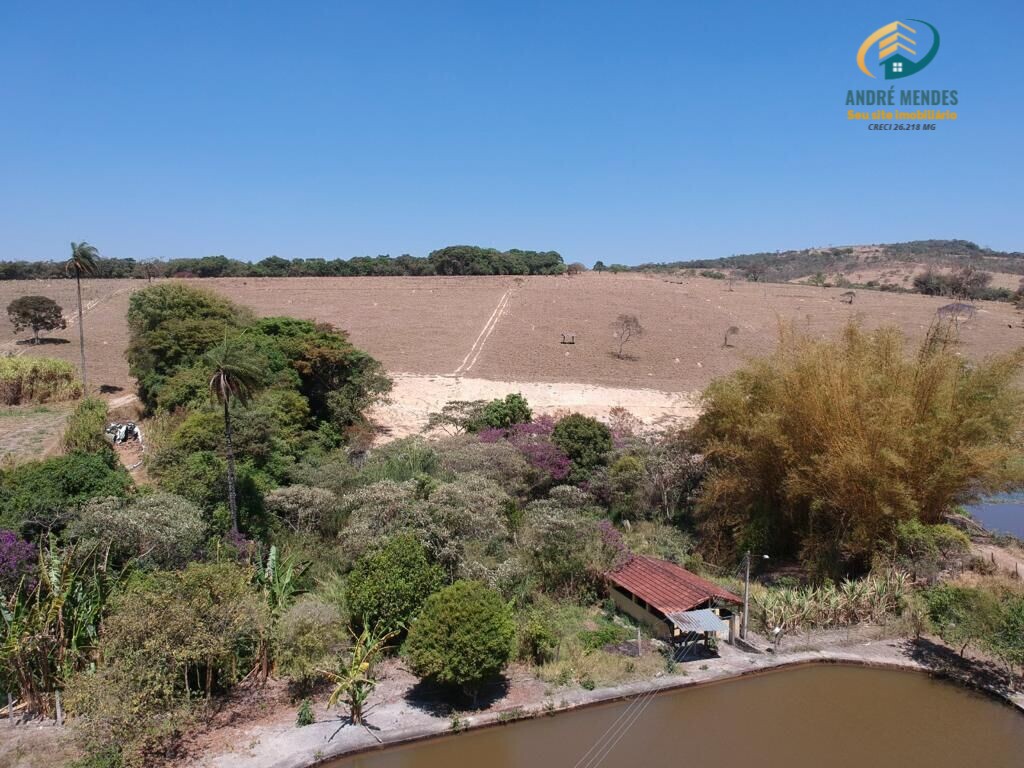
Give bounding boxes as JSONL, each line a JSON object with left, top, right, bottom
{"left": 0, "top": 404, "right": 74, "bottom": 463}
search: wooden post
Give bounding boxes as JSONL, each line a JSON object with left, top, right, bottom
{"left": 54, "top": 690, "right": 63, "bottom": 727}
{"left": 7, "top": 691, "right": 12, "bottom": 726}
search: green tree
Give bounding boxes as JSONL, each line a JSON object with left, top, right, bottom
{"left": 924, "top": 584, "right": 1002, "bottom": 657}
{"left": 126, "top": 284, "right": 247, "bottom": 408}
{"left": 6, "top": 295, "right": 66, "bottom": 343}
{"left": 347, "top": 534, "right": 445, "bottom": 635}
{"left": 480, "top": 393, "right": 532, "bottom": 429}
{"left": 551, "top": 413, "right": 613, "bottom": 475}
{"left": 203, "top": 337, "right": 265, "bottom": 533}
{"left": 404, "top": 580, "right": 514, "bottom": 701}
{"left": 0, "top": 452, "right": 131, "bottom": 535}
{"left": 990, "top": 596, "right": 1024, "bottom": 679}
{"left": 66, "top": 242, "right": 99, "bottom": 392}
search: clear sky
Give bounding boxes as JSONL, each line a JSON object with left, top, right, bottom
{"left": 1, "top": 1, "right": 1021, "bottom": 265}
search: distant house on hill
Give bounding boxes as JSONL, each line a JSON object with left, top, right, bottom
{"left": 607, "top": 556, "right": 741, "bottom": 646}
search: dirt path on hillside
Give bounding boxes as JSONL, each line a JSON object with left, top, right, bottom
{"left": 972, "top": 541, "right": 1024, "bottom": 578}
{"left": 371, "top": 373, "right": 700, "bottom": 440}
{"left": 452, "top": 289, "right": 512, "bottom": 375}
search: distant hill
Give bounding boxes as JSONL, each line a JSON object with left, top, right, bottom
{"left": 633, "top": 240, "right": 1024, "bottom": 301}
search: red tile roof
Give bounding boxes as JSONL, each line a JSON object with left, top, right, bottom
{"left": 607, "top": 556, "right": 741, "bottom": 614}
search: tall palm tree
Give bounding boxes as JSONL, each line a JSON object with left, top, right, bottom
{"left": 65, "top": 242, "right": 99, "bottom": 393}
{"left": 204, "top": 337, "right": 263, "bottom": 534}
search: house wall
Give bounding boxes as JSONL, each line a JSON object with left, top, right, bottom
{"left": 609, "top": 586, "right": 672, "bottom": 640}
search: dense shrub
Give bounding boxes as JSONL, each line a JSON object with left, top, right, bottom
{"left": 435, "top": 436, "right": 538, "bottom": 500}
{"left": 606, "top": 454, "right": 645, "bottom": 519}
{"left": 404, "top": 581, "right": 515, "bottom": 699}
{"left": 0, "top": 452, "right": 132, "bottom": 534}
{"left": 62, "top": 397, "right": 111, "bottom": 455}
{"left": 522, "top": 500, "right": 622, "bottom": 599}
{"left": 924, "top": 584, "right": 1003, "bottom": 656}
{"left": 347, "top": 534, "right": 445, "bottom": 634}
{"left": 66, "top": 562, "right": 266, "bottom": 766}
{"left": 67, "top": 493, "right": 206, "bottom": 569}
{"left": 621, "top": 521, "right": 695, "bottom": 567}
{"left": 488, "top": 416, "right": 572, "bottom": 483}
{"left": 694, "top": 322, "right": 1024, "bottom": 575}
{"left": 0, "top": 356, "right": 81, "bottom": 405}
{"left": 516, "top": 602, "right": 558, "bottom": 664}
{"left": 340, "top": 476, "right": 510, "bottom": 576}
{"left": 355, "top": 437, "right": 441, "bottom": 485}
{"left": 888, "top": 519, "right": 970, "bottom": 582}
{"left": 264, "top": 484, "right": 340, "bottom": 534}
{"left": 0, "top": 528, "right": 36, "bottom": 594}
{"left": 551, "top": 414, "right": 613, "bottom": 476}
{"left": 274, "top": 595, "right": 347, "bottom": 689}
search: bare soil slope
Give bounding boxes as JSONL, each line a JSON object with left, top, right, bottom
{"left": 1, "top": 273, "right": 1021, "bottom": 400}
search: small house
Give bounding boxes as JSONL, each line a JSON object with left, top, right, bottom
{"left": 607, "top": 556, "right": 741, "bottom": 647}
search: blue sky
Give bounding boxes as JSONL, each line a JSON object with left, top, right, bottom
{"left": 1, "top": 1, "right": 1021, "bottom": 265}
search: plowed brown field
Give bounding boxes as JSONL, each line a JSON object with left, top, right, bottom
{"left": 1, "top": 273, "right": 1021, "bottom": 412}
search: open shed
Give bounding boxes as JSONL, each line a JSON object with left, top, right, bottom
{"left": 607, "top": 556, "right": 741, "bottom": 645}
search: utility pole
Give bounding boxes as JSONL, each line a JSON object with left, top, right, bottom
{"left": 742, "top": 550, "right": 751, "bottom": 640}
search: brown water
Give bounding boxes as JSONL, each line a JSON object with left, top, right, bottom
{"left": 330, "top": 665, "right": 1024, "bottom": 768}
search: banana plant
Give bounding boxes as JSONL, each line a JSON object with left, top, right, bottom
{"left": 0, "top": 539, "right": 117, "bottom": 716}
{"left": 323, "top": 623, "right": 398, "bottom": 726}
{"left": 252, "top": 545, "right": 310, "bottom": 679}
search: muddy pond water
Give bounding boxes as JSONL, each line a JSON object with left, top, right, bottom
{"left": 329, "top": 665, "right": 1024, "bottom": 768}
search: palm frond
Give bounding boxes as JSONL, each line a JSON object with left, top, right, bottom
{"left": 203, "top": 336, "right": 265, "bottom": 406}
{"left": 66, "top": 241, "right": 99, "bottom": 277}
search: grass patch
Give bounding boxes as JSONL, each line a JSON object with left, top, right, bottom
{"left": 0, "top": 356, "right": 81, "bottom": 405}
{"left": 533, "top": 603, "right": 663, "bottom": 689}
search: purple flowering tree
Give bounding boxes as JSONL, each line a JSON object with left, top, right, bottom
{"left": 0, "top": 530, "right": 37, "bottom": 594}
{"left": 597, "top": 520, "right": 633, "bottom": 570}
{"left": 482, "top": 415, "right": 573, "bottom": 482}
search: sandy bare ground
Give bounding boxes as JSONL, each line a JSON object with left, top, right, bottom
{"left": 371, "top": 374, "right": 699, "bottom": 440}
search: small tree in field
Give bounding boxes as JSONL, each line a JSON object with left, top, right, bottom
{"left": 404, "top": 581, "right": 515, "bottom": 703}
{"left": 612, "top": 314, "right": 643, "bottom": 359}
{"left": 566, "top": 262, "right": 586, "bottom": 276}
{"left": 7, "top": 296, "right": 66, "bottom": 343}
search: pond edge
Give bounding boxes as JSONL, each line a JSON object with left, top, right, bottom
{"left": 305, "top": 647, "right": 1024, "bottom": 768}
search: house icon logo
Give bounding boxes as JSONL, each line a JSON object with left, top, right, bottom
{"left": 856, "top": 20, "right": 940, "bottom": 79}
